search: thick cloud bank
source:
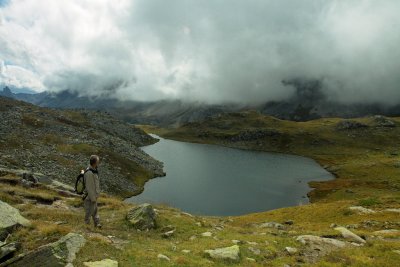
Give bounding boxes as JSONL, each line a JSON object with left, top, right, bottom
{"left": 0, "top": 0, "right": 399, "bottom": 104}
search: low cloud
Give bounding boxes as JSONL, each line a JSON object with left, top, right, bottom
{"left": 1, "top": 0, "right": 400, "bottom": 105}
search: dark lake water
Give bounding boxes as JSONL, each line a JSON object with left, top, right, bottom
{"left": 127, "top": 135, "right": 333, "bottom": 216}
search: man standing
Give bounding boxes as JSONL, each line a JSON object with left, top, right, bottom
{"left": 84, "top": 155, "right": 102, "bottom": 228}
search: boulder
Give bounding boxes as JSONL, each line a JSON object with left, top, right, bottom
{"left": 349, "top": 206, "right": 376, "bottom": 214}
{"left": 204, "top": 245, "right": 240, "bottom": 262}
{"left": 372, "top": 115, "right": 396, "bottom": 127}
{"left": 297, "top": 235, "right": 346, "bottom": 248}
{"left": 83, "top": 259, "right": 118, "bottom": 267}
{"left": 0, "top": 242, "right": 20, "bottom": 262}
{"left": 334, "top": 227, "right": 366, "bottom": 244}
{"left": 0, "top": 200, "right": 31, "bottom": 240}
{"left": 258, "top": 222, "right": 285, "bottom": 230}
{"left": 8, "top": 233, "right": 86, "bottom": 267}
{"left": 296, "top": 235, "right": 346, "bottom": 262}
{"left": 336, "top": 120, "right": 368, "bottom": 130}
{"left": 126, "top": 204, "right": 157, "bottom": 230}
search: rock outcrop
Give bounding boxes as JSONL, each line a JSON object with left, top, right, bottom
{"left": 7, "top": 233, "right": 86, "bottom": 267}
{"left": 0, "top": 200, "right": 31, "bottom": 240}
{"left": 126, "top": 203, "right": 157, "bottom": 230}
{"left": 334, "top": 227, "right": 366, "bottom": 244}
{"left": 204, "top": 245, "right": 240, "bottom": 262}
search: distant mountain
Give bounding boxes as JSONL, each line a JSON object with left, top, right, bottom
{"left": 2, "top": 80, "right": 400, "bottom": 126}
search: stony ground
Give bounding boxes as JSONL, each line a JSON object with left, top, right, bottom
{"left": 0, "top": 167, "right": 400, "bottom": 266}
{"left": 0, "top": 97, "right": 164, "bottom": 197}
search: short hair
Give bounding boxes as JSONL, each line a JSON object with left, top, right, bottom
{"left": 90, "top": 155, "right": 100, "bottom": 166}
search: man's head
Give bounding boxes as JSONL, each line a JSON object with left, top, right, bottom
{"left": 90, "top": 155, "right": 100, "bottom": 168}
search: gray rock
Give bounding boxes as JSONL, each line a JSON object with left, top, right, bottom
{"left": 0, "top": 200, "right": 31, "bottom": 240}
{"left": 334, "top": 227, "right": 366, "bottom": 244}
{"left": 258, "top": 222, "right": 285, "bottom": 230}
{"left": 296, "top": 235, "right": 346, "bottom": 262}
{"left": 372, "top": 115, "right": 396, "bottom": 127}
{"left": 336, "top": 120, "right": 368, "bottom": 130}
{"left": 0, "top": 242, "right": 20, "bottom": 262}
{"left": 83, "top": 259, "right": 118, "bottom": 267}
{"left": 157, "top": 254, "right": 170, "bottom": 261}
{"left": 8, "top": 233, "right": 85, "bottom": 267}
{"left": 126, "top": 204, "right": 157, "bottom": 230}
{"left": 285, "top": 247, "right": 298, "bottom": 255}
{"left": 161, "top": 230, "right": 175, "bottom": 239}
{"left": 349, "top": 206, "right": 376, "bottom": 214}
{"left": 248, "top": 247, "right": 261, "bottom": 255}
{"left": 201, "top": 231, "right": 213, "bottom": 237}
{"left": 297, "top": 235, "right": 346, "bottom": 248}
{"left": 373, "top": 229, "right": 400, "bottom": 235}
{"left": 204, "top": 245, "right": 240, "bottom": 262}
{"left": 385, "top": 208, "right": 400, "bottom": 213}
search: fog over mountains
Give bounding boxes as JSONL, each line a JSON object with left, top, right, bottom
{"left": 1, "top": 0, "right": 400, "bottom": 107}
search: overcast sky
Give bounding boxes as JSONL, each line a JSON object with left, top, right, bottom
{"left": 1, "top": 0, "right": 400, "bottom": 104}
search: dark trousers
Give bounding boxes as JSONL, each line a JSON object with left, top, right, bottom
{"left": 84, "top": 198, "right": 100, "bottom": 226}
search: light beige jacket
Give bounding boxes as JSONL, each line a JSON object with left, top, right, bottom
{"left": 84, "top": 167, "right": 100, "bottom": 202}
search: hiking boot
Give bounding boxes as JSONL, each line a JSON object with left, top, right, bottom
{"left": 95, "top": 223, "right": 102, "bottom": 229}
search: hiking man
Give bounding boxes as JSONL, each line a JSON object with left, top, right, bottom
{"left": 84, "top": 155, "right": 102, "bottom": 228}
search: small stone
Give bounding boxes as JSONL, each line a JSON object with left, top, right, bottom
{"left": 83, "top": 259, "right": 118, "bottom": 267}
{"left": 161, "top": 230, "right": 175, "bottom": 239}
{"left": 246, "top": 257, "right": 256, "bottom": 262}
{"left": 393, "top": 250, "right": 400, "bottom": 255}
{"left": 284, "top": 220, "right": 294, "bottom": 225}
{"left": 189, "top": 235, "right": 197, "bottom": 241}
{"left": 181, "top": 250, "right": 191, "bottom": 254}
{"left": 285, "top": 247, "right": 298, "bottom": 255}
{"left": 201, "top": 231, "right": 213, "bottom": 237}
{"left": 246, "top": 241, "right": 258, "bottom": 245}
{"left": 232, "top": 240, "right": 242, "bottom": 245}
{"left": 157, "top": 254, "right": 170, "bottom": 261}
{"left": 248, "top": 247, "right": 261, "bottom": 255}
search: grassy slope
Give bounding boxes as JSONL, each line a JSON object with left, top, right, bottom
{"left": 2, "top": 173, "right": 400, "bottom": 267}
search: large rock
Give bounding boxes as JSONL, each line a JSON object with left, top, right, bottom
{"left": 372, "top": 115, "right": 396, "bottom": 127}
{"left": 336, "top": 120, "right": 368, "bottom": 130}
{"left": 8, "top": 233, "right": 86, "bottom": 267}
{"left": 0, "top": 200, "right": 31, "bottom": 240}
{"left": 83, "top": 259, "right": 118, "bottom": 267}
{"left": 126, "top": 204, "right": 157, "bottom": 230}
{"left": 334, "top": 227, "right": 366, "bottom": 244}
{"left": 204, "top": 245, "right": 240, "bottom": 262}
{"left": 349, "top": 206, "right": 376, "bottom": 214}
{"left": 0, "top": 242, "right": 20, "bottom": 262}
{"left": 297, "top": 235, "right": 346, "bottom": 263}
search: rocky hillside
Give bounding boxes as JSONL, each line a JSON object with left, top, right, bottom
{"left": 0, "top": 96, "right": 164, "bottom": 197}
